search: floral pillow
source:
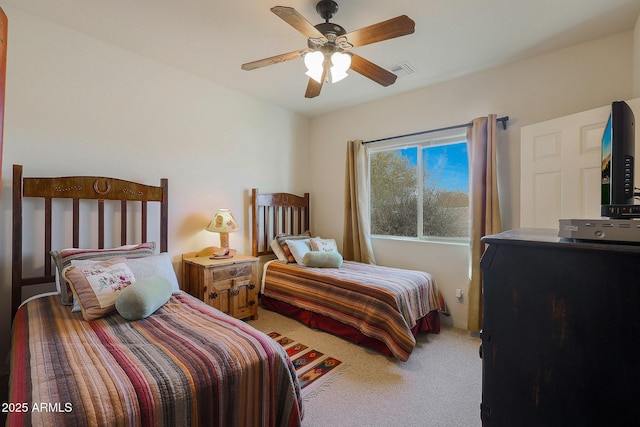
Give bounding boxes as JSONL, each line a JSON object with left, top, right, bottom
{"left": 63, "top": 257, "right": 136, "bottom": 321}
{"left": 310, "top": 237, "right": 338, "bottom": 253}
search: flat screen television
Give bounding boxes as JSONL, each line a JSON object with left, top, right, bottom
{"left": 600, "top": 100, "right": 638, "bottom": 218}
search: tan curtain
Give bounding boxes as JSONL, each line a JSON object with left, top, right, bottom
{"left": 343, "top": 140, "right": 376, "bottom": 264}
{"left": 467, "top": 115, "right": 501, "bottom": 331}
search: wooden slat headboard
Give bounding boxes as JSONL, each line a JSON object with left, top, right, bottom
{"left": 12, "top": 164, "right": 169, "bottom": 319}
{"left": 251, "top": 188, "right": 310, "bottom": 257}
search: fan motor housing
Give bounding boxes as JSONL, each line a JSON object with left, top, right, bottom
{"left": 315, "top": 22, "right": 346, "bottom": 37}
{"left": 316, "top": 0, "right": 339, "bottom": 21}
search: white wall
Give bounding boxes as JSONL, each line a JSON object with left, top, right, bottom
{"left": 308, "top": 31, "right": 635, "bottom": 329}
{"left": 0, "top": 7, "right": 310, "bottom": 363}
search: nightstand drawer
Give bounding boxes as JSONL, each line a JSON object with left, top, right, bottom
{"left": 211, "top": 263, "right": 253, "bottom": 280}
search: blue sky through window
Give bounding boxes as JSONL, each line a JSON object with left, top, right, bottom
{"left": 398, "top": 142, "right": 469, "bottom": 193}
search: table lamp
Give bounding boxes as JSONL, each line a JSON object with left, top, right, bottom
{"left": 206, "top": 208, "right": 240, "bottom": 257}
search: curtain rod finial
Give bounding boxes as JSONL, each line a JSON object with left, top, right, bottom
{"left": 499, "top": 116, "right": 509, "bottom": 130}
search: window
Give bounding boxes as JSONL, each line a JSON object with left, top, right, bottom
{"left": 368, "top": 129, "right": 469, "bottom": 242}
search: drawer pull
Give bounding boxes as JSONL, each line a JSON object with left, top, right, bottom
{"left": 248, "top": 283, "right": 255, "bottom": 290}
{"left": 230, "top": 289, "right": 240, "bottom": 296}
{"left": 230, "top": 268, "right": 238, "bottom": 276}
{"left": 208, "top": 292, "right": 218, "bottom": 300}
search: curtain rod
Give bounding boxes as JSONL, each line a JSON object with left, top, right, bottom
{"left": 362, "top": 116, "right": 509, "bottom": 145}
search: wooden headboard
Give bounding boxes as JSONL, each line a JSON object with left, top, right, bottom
{"left": 251, "top": 188, "right": 310, "bottom": 257}
{"left": 12, "top": 164, "right": 168, "bottom": 319}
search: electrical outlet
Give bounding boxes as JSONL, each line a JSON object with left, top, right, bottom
{"left": 456, "top": 288, "right": 463, "bottom": 302}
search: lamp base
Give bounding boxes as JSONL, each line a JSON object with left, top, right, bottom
{"left": 219, "top": 232, "right": 230, "bottom": 253}
{"left": 211, "top": 235, "right": 234, "bottom": 258}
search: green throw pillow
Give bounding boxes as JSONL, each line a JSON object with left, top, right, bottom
{"left": 302, "top": 251, "right": 343, "bottom": 268}
{"left": 115, "top": 276, "right": 172, "bottom": 320}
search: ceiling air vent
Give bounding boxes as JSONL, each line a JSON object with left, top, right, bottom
{"left": 388, "top": 61, "right": 416, "bottom": 77}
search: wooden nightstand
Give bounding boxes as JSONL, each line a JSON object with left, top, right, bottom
{"left": 182, "top": 248, "right": 259, "bottom": 320}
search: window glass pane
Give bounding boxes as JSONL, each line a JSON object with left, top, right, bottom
{"left": 368, "top": 129, "right": 469, "bottom": 242}
{"left": 370, "top": 148, "right": 417, "bottom": 237}
{"left": 422, "top": 142, "right": 469, "bottom": 238}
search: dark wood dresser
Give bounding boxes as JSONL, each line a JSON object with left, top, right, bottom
{"left": 480, "top": 228, "right": 640, "bottom": 426}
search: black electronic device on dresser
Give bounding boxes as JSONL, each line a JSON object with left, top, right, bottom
{"left": 479, "top": 228, "right": 640, "bottom": 427}
{"left": 600, "top": 100, "right": 637, "bottom": 218}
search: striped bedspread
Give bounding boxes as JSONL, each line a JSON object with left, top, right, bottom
{"left": 8, "top": 292, "right": 303, "bottom": 427}
{"left": 262, "top": 261, "right": 442, "bottom": 361}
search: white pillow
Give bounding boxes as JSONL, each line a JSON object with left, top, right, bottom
{"left": 284, "top": 239, "right": 311, "bottom": 265}
{"left": 126, "top": 253, "right": 180, "bottom": 292}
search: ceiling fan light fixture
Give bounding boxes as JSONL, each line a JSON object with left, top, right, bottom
{"left": 330, "top": 51, "right": 351, "bottom": 83}
{"left": 304, "top": 50, "right": 325, "bottom": 83}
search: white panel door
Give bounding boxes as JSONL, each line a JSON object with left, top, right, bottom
{"left": 521, "top": 106, "right": 609, "bottom": 228}
{"left": 521, "top": 98, "right": 640, "bottom": 228}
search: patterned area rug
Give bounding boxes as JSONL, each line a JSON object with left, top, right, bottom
{"left": 268, "top": 332, "right": 346, "bottom": 399}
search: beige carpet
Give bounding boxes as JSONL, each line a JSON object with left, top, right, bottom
{"left": 248, "top": 306, "right": 482, "bottom": 427}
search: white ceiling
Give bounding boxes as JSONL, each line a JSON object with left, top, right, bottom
{"left": 5, "top": 0, "right": 640, "bottom": 117}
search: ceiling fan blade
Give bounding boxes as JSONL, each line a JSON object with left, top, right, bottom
{"left": 305, "top": 65, "right": 327, "bottom": 98}
{"left": 271, "top": 6, "right": 326, "bottom": 40}
{"left": 344, "top": 15, "right": 415, "bottom": 48}
{"left": 305, "top": 78, "right": 323, "bottom": 98}
{"left": 350, "top": 54, "right": 398, "bottom": 87}
{"left": 241, "top": 49, "right": 306, "bottom": 71}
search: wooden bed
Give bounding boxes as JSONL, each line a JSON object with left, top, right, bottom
{"left": 251, "top": 188, "right": 442, "bottom": 361}
{"left": 8, "top": 165, "right": 303, "bottom": 426}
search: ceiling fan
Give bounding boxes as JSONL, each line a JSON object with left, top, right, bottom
{"left": 241, "top": 0, "right": 415, "bottom": 98}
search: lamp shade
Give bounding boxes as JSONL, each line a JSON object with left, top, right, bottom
{"left": 304, "top": 50, "right": 325, "bottom": 83}
{"left": 206, "top": 209, "right": 240, "bottom": 256}
{"left": 206, "top": 209, "right": 240, "bottom": 233}
{"left": 330, "top": 51, "right": 351, "bottom": 83}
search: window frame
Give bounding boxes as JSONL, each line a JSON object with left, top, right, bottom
{"left": 367, "top": 128, "right": 470, "bottom": 245}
